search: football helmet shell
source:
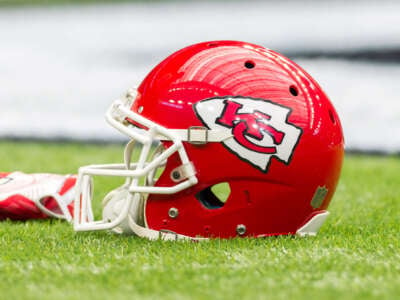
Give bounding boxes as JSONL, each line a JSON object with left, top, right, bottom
{"left": 74, "top": 41, "right": 344, "bottom": 239}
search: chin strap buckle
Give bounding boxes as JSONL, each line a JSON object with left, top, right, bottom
{"left": 187, "top": 126, "right": 208, "bottom": 145}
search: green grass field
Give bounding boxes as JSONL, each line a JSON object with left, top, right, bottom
{"left": 0, "top": 141, "right": 398, "bottom": 300}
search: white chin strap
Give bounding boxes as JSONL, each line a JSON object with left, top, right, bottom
{"left": 127, "top": 215, "right": 207, "bottom": 241}
{"left": 126, "top": 198, "right": 207, "bottom": 241}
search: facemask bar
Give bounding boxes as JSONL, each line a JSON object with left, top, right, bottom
{"left": 73, "top": 90, "right": 199, "bottom": 232}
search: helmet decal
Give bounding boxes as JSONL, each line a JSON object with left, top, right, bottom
{"left": 194, "top": 96, "right": 302, "bottom": 172}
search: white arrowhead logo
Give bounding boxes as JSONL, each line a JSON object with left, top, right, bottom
{"left": 194, "top": 96, "right": 302, "bottom": 172}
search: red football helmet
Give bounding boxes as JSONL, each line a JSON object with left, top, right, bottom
{"left": 74, "top": 41, "right": 344, "bottom": 240}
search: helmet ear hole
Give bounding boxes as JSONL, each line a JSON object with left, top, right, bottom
{"left": 196, "top": 182, "right": 230, "bottom": 209}
{"left": 210, "top": 182, "right": 230, "bottom": 203}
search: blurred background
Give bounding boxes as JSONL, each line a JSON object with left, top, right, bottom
{"left": 0, "top": 0, "right": 399, "bottom": 153}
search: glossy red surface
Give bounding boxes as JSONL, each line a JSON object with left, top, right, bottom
{"left": 132, "top": 41, "right": 344, "bottom": 238}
